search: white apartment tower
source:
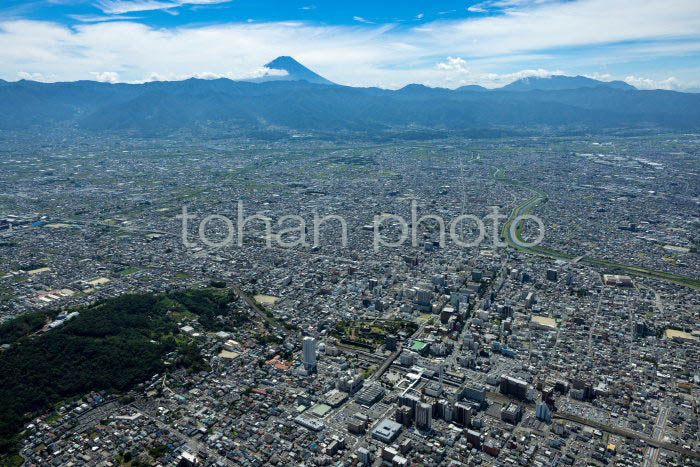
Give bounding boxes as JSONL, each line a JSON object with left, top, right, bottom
{"left": 303, "top": 336, "right": 317, "bottom": 372}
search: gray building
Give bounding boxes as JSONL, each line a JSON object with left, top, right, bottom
{"left": 371, "top": 419, "right": 403, "bottom": 443}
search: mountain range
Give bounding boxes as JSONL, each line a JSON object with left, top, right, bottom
{"left": 1, "top": 56, "right": 699, "bottom": 135}
{"left": 499, "top": 75, "right": 635, "bottom": 92}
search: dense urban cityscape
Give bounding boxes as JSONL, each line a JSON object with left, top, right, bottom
{"left": 0, "top": 130, "right": 698, "bottom": 466}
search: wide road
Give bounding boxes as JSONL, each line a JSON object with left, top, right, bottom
{"left": 644, "top": 406, "right": 669, "bottom": 467}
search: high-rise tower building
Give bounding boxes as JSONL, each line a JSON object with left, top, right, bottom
{"left": 303, "top": 336, "right": 317, "bottom": 372}
{"left": 416, "top": 403, "right": 432, "bottom": 431}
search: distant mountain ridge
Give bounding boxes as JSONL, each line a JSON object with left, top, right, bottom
{"left": 456, "top": 85, "right": 488, "bottom": 92}
{"left": 0, "top": 57, "right": 698, "bottom": 134}
{"left": 500, "top": 75, "right": 635, "bottom": 92}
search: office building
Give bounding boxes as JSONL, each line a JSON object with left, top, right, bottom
{"left": 348, "top": 413, "right": 368, "bottom": 434}
{"left": 416, "top": 402, "right": 432, "bottom": 431}
{"left": 500, "top": 374, "right": 529, "bottom": 400}
{"left": 394, "top": 405, "right": 413, "bottom": 427}
{"left": 536, "top": 401, "right": 552, "bottom": 423}
{"left": 453, "top": 401, "right": 471, "bottom": 426}
{"left": 357, "top": 447, "right": 371, "bottom": 465}
{"left": 462, "top": 383, "right": 487, "bottom": 404}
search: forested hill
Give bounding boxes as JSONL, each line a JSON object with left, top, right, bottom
{"left": 0, "top": 287, "right": 247, "bottom": 456}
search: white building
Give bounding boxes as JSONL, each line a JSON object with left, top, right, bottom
{"left": 303, "top": 336, "right": 317, "bottom": 372}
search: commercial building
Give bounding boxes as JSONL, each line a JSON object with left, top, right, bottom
{"left": 294, "top": 415, "right": 325, "bottom": 432}
{"left": 355, "top": 384, "right": 384, "bottom": 406}
{"left": 371, "top": 419, "right": 403, "bottom": 444}
{"left": 501, "top": 402, "right": 522, "bottom": 424}
{"left": 602, "top": 274, "right": 633, "bottom": 287}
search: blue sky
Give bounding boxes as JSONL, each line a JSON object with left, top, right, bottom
{"left": 1, "top": 1, "right": 489, "bottom": 26}
{"left": 1, "top": 0, "right": 699, "bottom": 89}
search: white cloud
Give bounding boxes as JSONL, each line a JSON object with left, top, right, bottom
{"left": 111, "top": 66, "right": 290, "bottom": 84}
{"left": 244, "top": 67, "right": 289, "bottom": 79}
{"left": 468, "top": 0, "right": 558, "bottom": 13}
{"left": 436, "top": 57, "right": 469, "bottom": 73}
{"left": 583, "top": 72, "right": 612, "bottom": 81}
{"left": 416, "top": 13, "right": 424, "bottom": 19}
{"left": 189, "top": 67, "right": 288, "bottom": 81}
{"left": 481, "top": 68, "right": 566, "bottom": 85}
{"left": 624, "top": 75, "right": 682, "bottom": 90}
{"left": 68, "top": 14, "right": 143, "bottom": 22}
{"left": 192, "top": 71, "right": 222, "bottom": 80}
{"left": 352, "top": 16, "right": 374, "bottom": 24}
{"left": 145, "top": 71, "right": 166, "bottom": 82}
{"left": 467, "top": 4, "right": 488, "bottom": 13}
{"left": 423, "top": 0, "right": 700, "bottom": 59}
{"left": 90, "top": 71, "right": 120, "bottom": 82}
{"left": 431, "top": 59, "right": 566, "bottom": 88}
{"left": 95, "top": 0, "right": 177, "bottom": 14}
{"left": 1, "top": 0, "right": 699, "bottom": 89}
{"left": 17, "top": 71, "right": 48, "bottom": 81}
{"left": 95, "top": 0, "right": 231, "bottom": 14}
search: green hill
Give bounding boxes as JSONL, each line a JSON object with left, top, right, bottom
{"left": 0, "top": 288, "right": 246, "bottom": 455}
